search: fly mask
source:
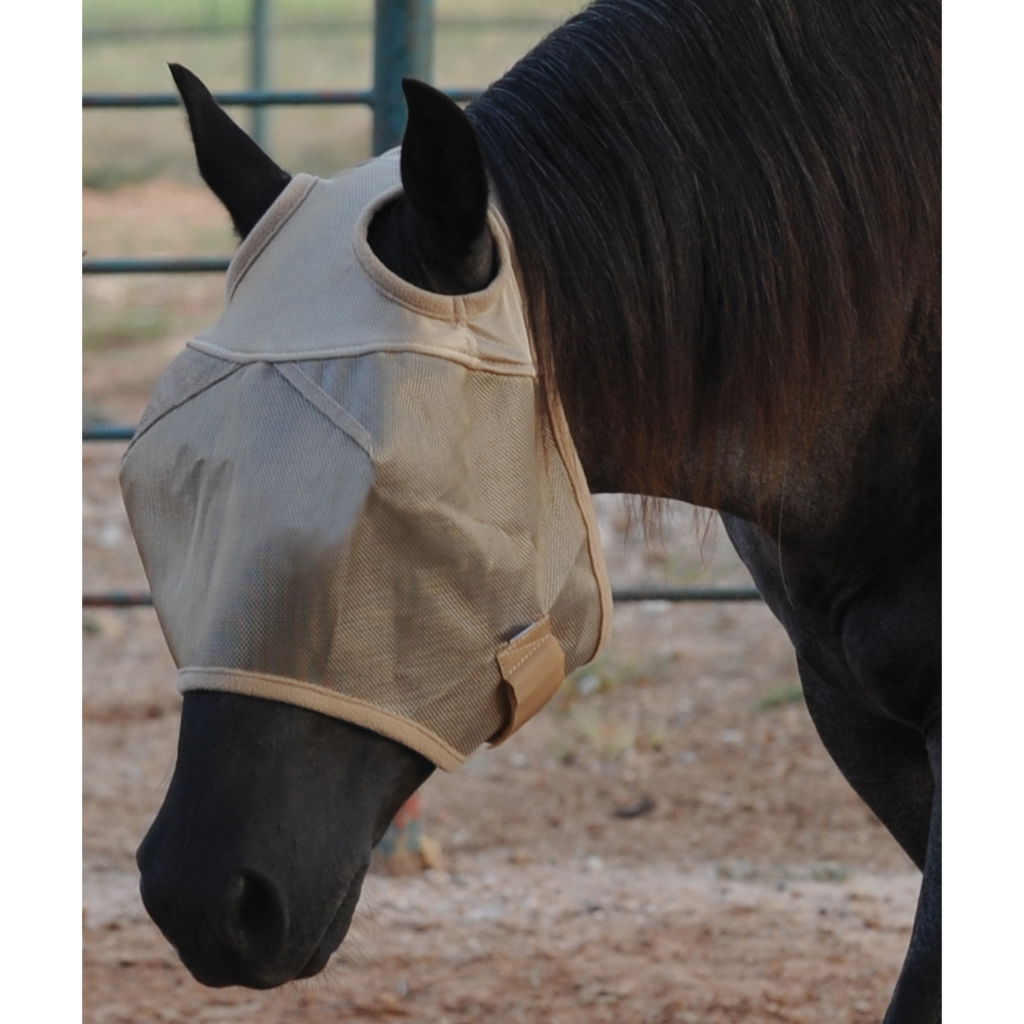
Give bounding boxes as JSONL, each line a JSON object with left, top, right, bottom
{"left": 120, "top": 151, "right": 612, "bottom": 770}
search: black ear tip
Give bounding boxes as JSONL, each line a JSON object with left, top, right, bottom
{"left": 401, "top": 78, "right": 461, "bottom": 116}
{"left": 401, "top": 78, "right": 429, "bottom": 109}
{"left": 168, "top": 63, "right": 206, "bottom": 101}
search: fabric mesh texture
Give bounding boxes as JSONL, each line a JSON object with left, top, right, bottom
{"left": 121, "top": 152, "right": 610, "bottom": 770}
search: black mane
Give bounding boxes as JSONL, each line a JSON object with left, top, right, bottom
{"left": 468, "top": 0, "right": 940, "bottom": 514}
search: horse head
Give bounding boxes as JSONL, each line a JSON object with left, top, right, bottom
{"left": 127, "top": 65, "right": 609, "bottom": 988}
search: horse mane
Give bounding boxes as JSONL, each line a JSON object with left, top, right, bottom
{"left": 468, "top": 0, "right": 940, "bottom": 517}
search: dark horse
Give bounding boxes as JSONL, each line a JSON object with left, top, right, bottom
{"left": 136, "top": 1, "right": 940, "bottom": 1020}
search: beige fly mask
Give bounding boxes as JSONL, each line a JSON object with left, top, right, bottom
{"left": 120, "top": 151, "right": 612, "bottom": 770}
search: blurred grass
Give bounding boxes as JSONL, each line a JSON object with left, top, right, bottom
{"left": 83, "top": 0, "right": 568, "bottom": 34}
{"left": 544, "top": 652, "right": 677, "bottom": 763}
{"left": 83, "top": 0, "right": 573, "bottom": 184}
{"left": 757, "top": 684, "right": 805, "bottom": 711}
{"left": 83, "top": 305, "right": 172, "bottom": 351}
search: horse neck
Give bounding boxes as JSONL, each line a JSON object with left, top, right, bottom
{"left": 468, "top": 0, "right": 940, "bottom": 551}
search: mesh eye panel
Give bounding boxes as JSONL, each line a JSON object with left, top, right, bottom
{"left": 121, "top": 153, "right": 611, "bottom": 770}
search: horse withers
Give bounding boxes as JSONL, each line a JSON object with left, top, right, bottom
{"left": 124, "top": 2, "right": 940, "bottom": 1020}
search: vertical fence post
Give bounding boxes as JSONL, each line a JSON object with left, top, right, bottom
{"left": 251, "top": 0, "right": 271, "bottom": 147}
{"left": 372, "top": 3, "right": 436, "bottom": 862}
{"left": 372, "top": 0, "right": 435, "bottom": 155}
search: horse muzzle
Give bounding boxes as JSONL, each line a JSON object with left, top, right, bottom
{"left": 137, "top": 839, "right": 369, "bottom": 988}
{"left": 137, "top": 691, "right": 433, "bottom": 987}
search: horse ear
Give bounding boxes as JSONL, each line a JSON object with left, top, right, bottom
{"left": 169, "top": 63, "right": 291, "bottom": 240}
{"left": 399, "top": 78, "right": 490, "bottom": 255}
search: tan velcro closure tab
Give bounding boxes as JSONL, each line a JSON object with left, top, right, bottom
{"left": 490, "top": 616, "right": 566, "bottom": 745}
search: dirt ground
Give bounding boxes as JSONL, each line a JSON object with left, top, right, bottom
{"left": 83, "top": 183, "right": 920, "bottom": 1024}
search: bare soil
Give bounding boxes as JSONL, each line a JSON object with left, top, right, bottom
{"left": 83, "top": 182, "right": 919, "bottom": 1024}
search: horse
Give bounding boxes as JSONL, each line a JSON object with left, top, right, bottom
{"left": 127, "top": 1, "right": 940, "bottom": 1020}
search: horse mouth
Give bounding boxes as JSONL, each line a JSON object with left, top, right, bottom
{"left": 294, "top": 863, "right": 369, "bottom": 980}
{"left": 142, "top": 858, "right": 371, "bottom": 990}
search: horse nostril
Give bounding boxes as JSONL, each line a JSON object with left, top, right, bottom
{"left": 220, "top": 871, "right": 289, "bottom": 963}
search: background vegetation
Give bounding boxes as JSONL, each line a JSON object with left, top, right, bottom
{"left": 83, "top": 0, "right": 570, "bottom": 186}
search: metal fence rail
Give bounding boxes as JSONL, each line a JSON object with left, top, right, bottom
{"left": 83, "top": 427, "right": 136, "bottom": 441}
{"left": 83, "top": 257, "right": 231, "bottom": 274}
{"left": 82, "top": 87, "right": 481, "bottom": 109}
{"left": 83, "top": 588, "right": 761, "bottom": 608}
{"left": 83, "top": 15, "right": 560, "bottom": 44}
